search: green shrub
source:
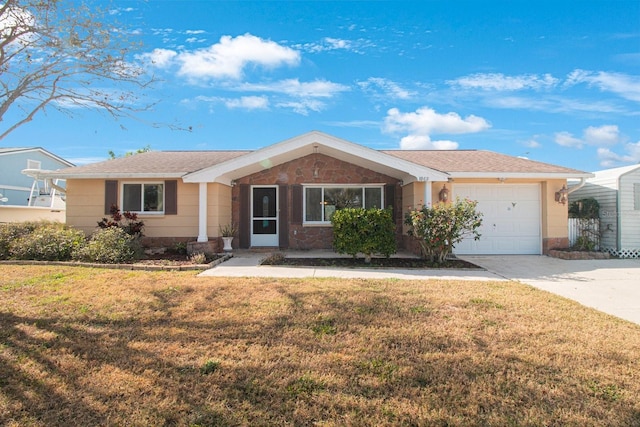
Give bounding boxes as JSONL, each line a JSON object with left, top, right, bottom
{"left": 405, "top": 198, "right": 483, "bottom": 264}
{"left": 73, "top": 227, "right": 141, "bottom": 264}
{"left": 8, "top": 222, "right": 85, "bottom": 261}
{"left": 331, "top": 208, "right": 396, "bottom": 262}
{"left": 0, "top": 222, "right": 41, "bottom": 259}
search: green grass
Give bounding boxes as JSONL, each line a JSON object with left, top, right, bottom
{"left": 1, "top": 265, "right": 639, "bottom": 426}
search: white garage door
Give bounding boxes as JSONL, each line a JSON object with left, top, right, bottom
{"left": 453, "top": 184, "right": 541, "bottom": 255}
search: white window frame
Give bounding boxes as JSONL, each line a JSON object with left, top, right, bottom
{"left": 121, "top": 182, "right": 165, "bottom": 215}
{"left": 27, "top": 159, "right": 41, "bottom": 170}
{"left": 302, "top": 184, "right": 384, "bottom": 225}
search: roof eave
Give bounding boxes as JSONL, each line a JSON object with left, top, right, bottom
{"left": 448, "top": 171, "right": 595, "bottom": 179}
{"left": 46, "top": 172, "right": 187, "bottom": 180}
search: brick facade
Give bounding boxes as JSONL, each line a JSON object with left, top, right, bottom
{"left": 231, "top": 153, "right": 402, "bottom": 250}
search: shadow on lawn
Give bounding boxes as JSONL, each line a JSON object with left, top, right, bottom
{"left": 1, "top": 280, "right": 639, "bottom": 426}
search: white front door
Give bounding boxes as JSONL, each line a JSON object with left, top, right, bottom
{"left": 251, "top": 186, "right": 279, "bottom": 247}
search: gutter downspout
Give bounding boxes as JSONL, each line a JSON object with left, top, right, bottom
{"left": 567, "top": 177, "right": 586, "bottom": 195}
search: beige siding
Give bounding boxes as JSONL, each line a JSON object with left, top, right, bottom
{"left": 65, "top": 179, "right": 106, "bottom": 235}
{"left": 207, "top": 183, "right": 232, "bottom": 238}
{"left": 65, "top": 179, "right": 224, "bottom": 239}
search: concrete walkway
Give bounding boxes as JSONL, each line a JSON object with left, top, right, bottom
{"left": 199, "top": 252, "right": 640, "bottom": 325}
{"left": 198, "top": 251, "right": 506, "bottom": 281}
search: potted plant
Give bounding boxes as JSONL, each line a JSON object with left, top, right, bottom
{"left": 219, "top": 223, "right": 237, "bottom": 251}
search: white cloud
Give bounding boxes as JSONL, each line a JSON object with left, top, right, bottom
{"left": 143, "top": 34, "right": 300, "bottom": 80}
{"left": 178, "top": 34, "right": 300, "bottom": 80}
{"left": 448, "top": 73, "right": 559, "bottom": 91}
{"left": 554, "top": 131, "right": 584, "bottom": 148}
{"left": 584, "top": 125, "right": 620, "bottom": 146}
{"left": 0, "top": 5, "right": 35, "bottom": 44}
{"left": 140, "top": 48, "right": 178, "bottom": 68}
{"left": 275, "top": 99, "right": 326, "bottom": 115}
{"left": 565, "top": 69, "right": 640, "bottom": 102}
{"left": 385, "top": 107, "right": 490, "bottom": 135}
{"left": 239, "top": 79, "right": 349, "bottom": 98}
{"left": 295, "top": 36, "right": 375, "bottom": 54}
{"left": 555, "top": 125, "right": 621, "bottom": 149}
{"left": 384, "top": 106, "right": 490, "bottom": 150}
{"left": 358, "top": 77, "right": 415, "bottom": 100}
{"left": 522, "top": 138, "right": 541, "bottom": 149}
{"left": 187, "top": 95, "right": 269, "bottom": 111}
{"left": 399, "top": 135, "right": 459, "bottom": 150}
{"left": 224, "top": 96, "right": 269, "bottom": 110}
{"left": 597, "top": 140, "right": 640, "bottom": 167}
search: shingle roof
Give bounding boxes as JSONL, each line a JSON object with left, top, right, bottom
{"left": 382, "top": 150, "right": 587, "bottom": 175}
{"left": 49, "top": 150, "right": 248, "bottom": 177}
{"left": 49, "top": 147, "right": 589, "bottom": 179}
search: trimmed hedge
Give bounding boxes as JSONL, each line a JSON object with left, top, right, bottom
{"left": 331, "top": 208, "right": 396, "bottom": 261}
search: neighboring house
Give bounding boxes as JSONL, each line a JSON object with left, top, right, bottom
{"left": 569, "top": 164, "right": 640, "bottom": 258}
{"left": 0, "top": 147, "right": 74, "bottom": 207}
{"left": 45, "top": 131, "right": 591, "bottom": 255}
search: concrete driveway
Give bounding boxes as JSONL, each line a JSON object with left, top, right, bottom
{"left": 459, "top": 255, "right": 640, "bottom": 326}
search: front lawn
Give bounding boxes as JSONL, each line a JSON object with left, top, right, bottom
{"left": 1, "top": 266, "right": 639, "bottom": 426}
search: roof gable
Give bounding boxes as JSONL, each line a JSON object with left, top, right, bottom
{"left": 182, "top": 131, "right": 448, "bottom": 185}
{"left": 0, "top": 147, "right": 74, "bottom": 167}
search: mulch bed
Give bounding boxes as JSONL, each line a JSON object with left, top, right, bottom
{"left": 262, "top": 256, "right": 481, "bottom": 269}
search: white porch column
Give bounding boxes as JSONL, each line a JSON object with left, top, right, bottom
{"left": 197, "top": 182, "right": 208, "bottom": 242}
{"left": 424, "top": 180, "right": 432, "bottom": 207}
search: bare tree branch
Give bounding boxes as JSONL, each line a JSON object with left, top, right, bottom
{"left": 0, "top": 0, "right": 166, "bottom": 140}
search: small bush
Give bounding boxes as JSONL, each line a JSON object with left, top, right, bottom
{"left": 98, "top": 205, "right": 145, "bottom": 237}
{"left": 189, "top": 252, "right": 207, "bottom": 264}
{"left": 331, "top": 207, "right": 396, "bottom": 261}
{"left": 7, "top": 222, "right": 85, "bottom": 261}
{"left": 0, "top": 222, "right": 41, "bottom": 259}
{"left": 73, "top": 227, "right": 141, "bottom": 264}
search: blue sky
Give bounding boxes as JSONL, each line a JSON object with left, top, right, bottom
{"left": 4, "top": 1, "right": 640, "bottom": 172}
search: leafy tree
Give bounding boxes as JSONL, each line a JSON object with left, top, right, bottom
{"left": 404, "top": 198, "right": 483, "bottom": 264}
{"left": 0, "top": 0, "right": 156, "bottom": 140}
{"left": 108, "top": 144, "right": 151, "bottom": 159}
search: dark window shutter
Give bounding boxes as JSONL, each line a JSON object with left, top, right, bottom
{"left": 164, "top": 180, "right": 177, "bottom": 215}
{"left": 239, "top": 184, "right": 250, "bottom": 249}
{"left": 279, "top": 185, "right": 289, "bottom": 248}
{"left": 385, "top": 184, "right": 396, "bottom": 220}
{"left": 105, "top": 180, "right": 118, "bottom": 214}
{"left": 292, "top": 185, "right": 303, "bottom": 224}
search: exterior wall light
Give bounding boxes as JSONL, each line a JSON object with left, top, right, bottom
{"left": 555, "top": 185, "right": 569, "bottom": 204}
{"left": 438, "top": 184, "right": 449, "bottom": 202}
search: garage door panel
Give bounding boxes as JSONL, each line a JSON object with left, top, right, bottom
{"left": 453, "top": 184, "right": 541, "bottom": 255}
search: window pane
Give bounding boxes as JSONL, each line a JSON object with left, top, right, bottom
{"left": 365, "top": 187, "right": 382, "bottom": 209}
{"left": 635, "top": 183, "right": 640, "bottom": 210}
{"left": 253, "top": 187, "right": 276, "bottom": 218}
{"left": 305, "top": 188, "right": 322, "bottom": 221}
{"left": 324, "top": 187, "right": 362, "bottom": 210}
{"left": 144, "top": 184, "right": 163, "bottom": 212}
{"left": 123, "top": 184, "right": 141, "bottom": 212}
